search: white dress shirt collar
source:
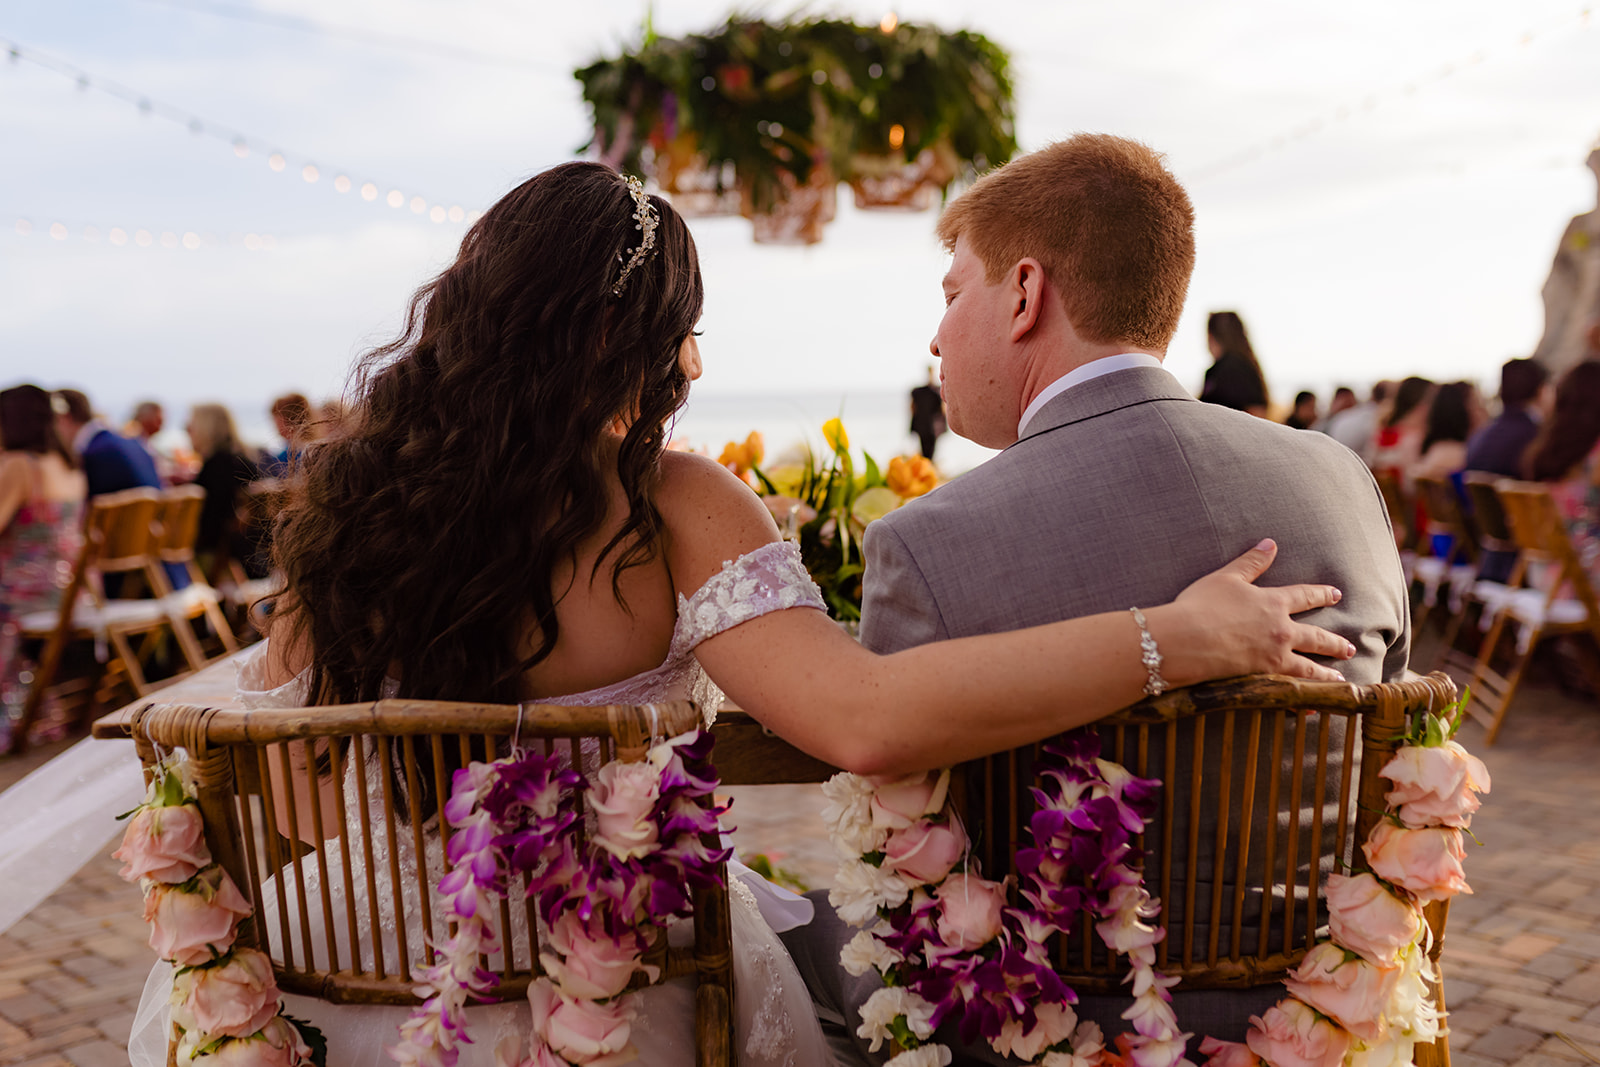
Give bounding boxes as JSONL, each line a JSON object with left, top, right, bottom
{"left": 1018, "top": 353, "right": 1165, "bottom": 437}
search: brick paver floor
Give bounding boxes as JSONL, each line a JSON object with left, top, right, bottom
{"left": 1, "top": 660, "right": 1596, "bottom": 1066}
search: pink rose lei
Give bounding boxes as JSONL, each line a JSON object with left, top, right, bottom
{"left": 115, "top": 756, "right": 324, "bottom": 1065}
{"left": 826, "top": 698, "right": 1486, "bottom": 1067}
{"left": 391, "top": 730, "right": 729, "bottom": 1067}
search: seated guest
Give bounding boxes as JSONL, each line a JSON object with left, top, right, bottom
{"left": 1323, "top": 380, "right": 1391, "bottom": 461}
{"left": 1524, "top": 361, "right": 1600, "bottom": 586}
{"left": 1370, "top": 375, "right": 1434, "bottom": 480}
{"left": 266, "top": 393, "right": 313, "bottom": 475}
{"left": 124, "top": 400, "right": 176, "bottom": 485}
{"left": 0, "top": 385, "right": 85, "bottom": 747}
{"left": 52, "top": 389, "right": 160, "bottom": 498}
{"left": 1409, "top": 381, "right": 1483, "bottom": 483}
{"left": 1284, "top": 390, "right": 1318, "bottom": 429}
{"left": 1319, "top": 385, "right": 1356, "bottom": 426}
{"left": 186, "top": 403, "right": 267, "bottom": 579}
{"left": 1465, "top": 358, "right": 1552, "bottom": 478}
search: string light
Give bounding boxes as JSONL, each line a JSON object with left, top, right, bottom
{"left": 1186, "top": 3, "right": 1596, "bottom": 183}
{"left": 0, "top": 36, "right": 473, "bottom": 226}
{"left": 9, "top": 215, "right": 278, "bottom": 251}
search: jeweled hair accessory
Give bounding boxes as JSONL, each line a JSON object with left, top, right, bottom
{"left": 611, "top": 174, "right": 659, "bottom": 297}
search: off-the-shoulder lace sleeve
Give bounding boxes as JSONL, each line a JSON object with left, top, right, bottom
{"left": 673, "top": 540, "right": 826, "bottom": 653}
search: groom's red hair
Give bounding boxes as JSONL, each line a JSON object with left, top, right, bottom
{"left": 935, "top": 134, "right": 1195, "bottom": 351}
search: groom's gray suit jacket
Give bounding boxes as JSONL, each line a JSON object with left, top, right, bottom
{"left": 822, "top": 365, "right": 1409, "bottom": 1063}
{"left": 860, "top": 365, "right": 1408, "bottom": 679}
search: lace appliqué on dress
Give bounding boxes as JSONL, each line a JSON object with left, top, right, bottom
{"left": 730, "top": 875, "right": 798, "bottom": 1067}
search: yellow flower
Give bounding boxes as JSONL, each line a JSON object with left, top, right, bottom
{"left": 822, "top": 417, "right": 850, "bottom": 455}
{"left": 851, "top": 487, "right": 902, "bottom": 526}
{"left": 886, "top": 455, "right": 939, "bottom": 499}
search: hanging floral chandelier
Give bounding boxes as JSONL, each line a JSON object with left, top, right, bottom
{"left": 575, "top": 16, "right": 1018, "bottom": 244}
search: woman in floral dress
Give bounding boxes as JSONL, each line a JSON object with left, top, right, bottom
{"left": 0, "top": 384, "right": 85, "bottom": 749}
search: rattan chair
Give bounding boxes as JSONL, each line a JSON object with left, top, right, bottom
{"left": 125, "top": 698, "right": 735, "bottom": 1067}
{"left": 14, "top": 489, "right": 219, "bottom": 753}
{"left": 1465, "top": 482, "right": 1600, "bottom": 744}
{"left": 952, "top": 672, "right": 1457, "bottom": 1067}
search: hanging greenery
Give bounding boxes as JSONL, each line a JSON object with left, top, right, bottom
{"left": 575, "top": 16, "right": 1018, "bottom": 243}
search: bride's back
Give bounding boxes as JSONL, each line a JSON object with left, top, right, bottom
{"left": 269, "top": 162, "right": 706, "bottom": 709}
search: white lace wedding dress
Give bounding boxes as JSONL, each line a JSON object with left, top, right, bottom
{"left": 127, "top": 541, "right": 835, "bottom": 1067}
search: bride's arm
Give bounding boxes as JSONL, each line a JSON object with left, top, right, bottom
{"left": 658, "top": 454, "right": 1352, "bottom": 777}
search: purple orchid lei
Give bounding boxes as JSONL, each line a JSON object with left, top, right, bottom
{"left": 827, "top": 706, "right": 1487, "bottom": 1067}
{"left": 389, "top": 730, "right": 730, "bottom": 1067}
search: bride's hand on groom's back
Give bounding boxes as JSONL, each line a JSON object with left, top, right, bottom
{"left": 1165, "top": 538, "right": 1356, "bottom": 685}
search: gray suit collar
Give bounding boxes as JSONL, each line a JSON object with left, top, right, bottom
{"left": 1012, "top": 365, "right": 1196, "bottom": 447}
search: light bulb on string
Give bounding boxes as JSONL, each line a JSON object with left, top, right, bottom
{"left": 361, "top": 183, "right": 378, "bottom": 201}
{"left": 161, "top": 232, "right": 178, "bottom": 249}
{"left": 14, "top": 219, "right": 31, "bottom": 236}
{"left": 135, "top": 230, "right": 152, "bottom": 247}
{"left": 49, "top": 222, "right": 67, "bottom": 240}
{"left": 269, "top": 153, "right": 286, "bottom": 172}
{"left": 182, "top": 232, "right": 200, "bottom": 250}
{"left": 429, "top": 205, "right": 446, "bottom": 223}
{"left": 244, "top": 233, "right": 262, "bottom": 251}
{"left": 110, "top": 228, "right": 127, "bottom": 245}
{"left": 233, "top": 139, "right": 249, "bottom": 158}
{"left": 335, "top": 175, "right": 351, "bottom": 193}
{"left": 387, "top": 189, "right": 404, "bottom": 208}
{"left": 302, "top": 164, "right": 319, "bottom": 183}
{"left": 410, "top": 196, "right": 426, "bottom": 214}
{"left": 448, "top": 206, "right": 464, "bottom": 223}
{"left": 880, "top": 12, "right": 898, "bottom": 33}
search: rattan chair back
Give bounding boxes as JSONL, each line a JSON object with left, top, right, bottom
{"left": 126, "top": 698, "right": 734, "bottom": 1065}
{"left": 953, "top": 672, "right": 1456, "bottom": 1067}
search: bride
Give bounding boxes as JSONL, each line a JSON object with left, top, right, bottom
{"left": 128, "top": 162, "right": 1351, "bottom": 1067}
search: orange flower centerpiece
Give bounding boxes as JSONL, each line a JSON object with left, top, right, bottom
{"left": 716, "top": 419, "right": 940, "bottom": 620}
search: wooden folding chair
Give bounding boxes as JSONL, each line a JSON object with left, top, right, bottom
{"left": 1433, "top": 474, "right": 1526, "bottom": 677}
{"left": 957, "top": 672, "right": 1457, "bottom": 1067}
{"left": 1465, "top": 482, "right": 1600, "bottom": 744}
{"left": 125, "top": 697, "right": 735, "bottom": 1067}
{"left": 13, "top": 489, "right": 189, "bottom": 751}
{"left": 151, "top": 485, "right": 240, "bottom": 661}
{"left": 1411, "top": 477, "right": 1479, "bottom": 635}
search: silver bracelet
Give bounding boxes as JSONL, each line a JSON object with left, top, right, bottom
{"left": 1129, "top": 607, "right": 1169, "bottom": 697}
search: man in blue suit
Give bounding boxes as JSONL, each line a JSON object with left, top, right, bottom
{"left": 53, "top": 389, "right": 163, "bottom": 497}
{"left": 54, "top": 388, "right": 188, "bottom": 591}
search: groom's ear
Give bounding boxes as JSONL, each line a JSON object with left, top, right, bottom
{"left": 1008, "top": 258, "right": 1046, "bottom": 342}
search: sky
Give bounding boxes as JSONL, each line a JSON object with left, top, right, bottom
{"left": 2, "top": 0, "right": 1598, "bottom": 455}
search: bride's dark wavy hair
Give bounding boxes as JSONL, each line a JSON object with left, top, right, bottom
{"left": 274, "top": 161, "right": 702, "bottom": 709}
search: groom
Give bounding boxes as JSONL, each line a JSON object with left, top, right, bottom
{"left": 782, "top": 134, "right": 1410, "bottom": 1064}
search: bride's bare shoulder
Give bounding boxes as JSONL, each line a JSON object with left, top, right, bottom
{"left": 654, "top": 450, "right": 781, "bottom": 584}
